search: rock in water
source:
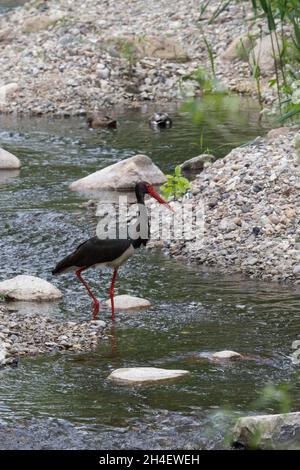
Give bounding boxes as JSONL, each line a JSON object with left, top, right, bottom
{"left": 104, "top": 295, "right": 151, "bottom": 311}
{"left": 232, "top": 412, "right": 300, "bottom": 449}
{"left": 69, "top": 154, "right": 166, "bottom": 191}
{"left": 181, "top": 154, "right": 216, "bottom": 173}
{"left": 108, "top": 367, "right": 190, "bottom": 383}
{"left": 0, "top": 275, "right": 63, "bottom": 301}
{"left": 212, "top": 350, "right": 242, "bottom": 359}
{"left": 0, "top": 147, "right": 21, "bottom": 169}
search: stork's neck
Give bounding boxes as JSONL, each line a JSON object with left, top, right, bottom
{"left": 135, "top": 189, "right": 145, "bottom": 205}
{"left": 131, "top": 193, "right": 150, "bottom": 249}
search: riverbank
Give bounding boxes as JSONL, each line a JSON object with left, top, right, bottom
{"left": 0, "top": 0, "right": 275, "bottom": 116}
{"left": 0, "top": 305, "right": 107, "bottom": 365}
{"left": 151, "top": 126, "right": 300, "bottom": 284}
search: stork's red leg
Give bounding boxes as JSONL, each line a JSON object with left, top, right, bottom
{"left": 109, "top": 268, "right": 118, "bottom": 320}
{"left": 75, "top": 268, "right": 99, "bottom": 320}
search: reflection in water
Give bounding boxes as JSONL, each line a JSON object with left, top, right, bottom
{"left": 0, "top": 169, "right": 20, "bottom": 185}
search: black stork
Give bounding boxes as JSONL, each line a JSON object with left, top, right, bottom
{"left": 52, "top": 182, "right": 172, "bottom": 320}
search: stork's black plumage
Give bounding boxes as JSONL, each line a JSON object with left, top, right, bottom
{"left": 52, "top": 238, "right": 133, "bottom": 275}
{"left": 52, "top": 182, "right": 171, "bottom": 320}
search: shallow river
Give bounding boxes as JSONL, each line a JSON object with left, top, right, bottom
{"left": 0, "top": 101, "right": 299, "bottom": 449}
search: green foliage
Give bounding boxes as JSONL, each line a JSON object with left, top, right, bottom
{"left": 112, "top": 38, "right": 137, "bottom": 77}
{"left": 182, "top": 67, "right": 225, "bottom": 94}
{"left": 250, "top": 0, "right": 300, "bottom": 121}
{"left": 160, "top": 166, "right": 191, "bottom": 201}
{"left": 255, "top": 383, "right": 294, "bottom": 414}
{"left": 118, "top": 40, "right": 136, "bottom": 63}
{"left": 201, "top": 1, "right": 300, "bottom": 122}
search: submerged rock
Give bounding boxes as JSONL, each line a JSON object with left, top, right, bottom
{"left": 105, "top": 295, "right": 151, "bottom": 311}
{"left": 232, "top": 412, "right": 300, "bottom": 450}
{"left": 0, "top": 147, "right": 21, "bottom": 169}
{"left": 0, "top": 275, "right": 62, "bottom": 301}
{"left": 108, "top": 367, "right": 190, "bottom": 383}
{"left": 69, "top": 154, "right": 166, "bottom": 191}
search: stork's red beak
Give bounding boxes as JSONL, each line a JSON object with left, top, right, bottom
{"left": 146, "top": 184, "right": 174, "bottom": 211}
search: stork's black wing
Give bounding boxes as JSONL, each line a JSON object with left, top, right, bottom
{"left": 52, "top": 237, "right": 132, "bottom": 274}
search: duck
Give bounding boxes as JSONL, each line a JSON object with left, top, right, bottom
{"left": 87, "top": 114, "right": 117, "bottom": 129}
{"left": 149, "top": 112, "right": 172, "bottom": 129}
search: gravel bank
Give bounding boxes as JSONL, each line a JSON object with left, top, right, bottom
{"left": 155, "top": 127, "right": 300, "bottom": 284}
{"left": 0, "top": 305, "right": 107, "bottom": 365}
{"left": 0, "top": 0, "right": 271, "bottom": 115}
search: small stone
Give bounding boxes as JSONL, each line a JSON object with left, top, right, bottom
{"left": 219, "top": 219, "right": 237, "bottom": 232}
{"left": 268, "top": 214, "right": 280, "bottom": 225}
{"left": 104, "top": 295, "right": 151, "bottom": 311}
{"left": 212, "top": 350, "right": 242, "bottom": 359}
{"left": 89, "top": 320, "right": 106, "bottom": 328}
{"left": 293, "top": 265, "right": 300, "bottom": 275}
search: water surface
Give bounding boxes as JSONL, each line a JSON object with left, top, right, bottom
{"left": 0, "top": 101, "right": 299, "bottom": 449}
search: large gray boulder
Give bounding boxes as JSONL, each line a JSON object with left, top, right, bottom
{"left": 232, "top": 412, "right": 300, "bottom": 449}
{"left": 0, "top": 147, "right": 21, "bottom": 169}
{"left": 70, "top": 154, "right": 166, "bottom": 191}
{"left": 0, "top": 275, "right": 63, "bottom": 301}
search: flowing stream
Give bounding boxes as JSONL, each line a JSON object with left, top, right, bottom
{"left": 0, "top": 101, "right": 299, "bottom": 449}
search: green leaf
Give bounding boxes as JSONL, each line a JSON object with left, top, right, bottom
{"left": 278, "top": 106, "right": 300, "bottom": 122}
{"left": 175, "top": 165, "right": 182, "bottom": 177}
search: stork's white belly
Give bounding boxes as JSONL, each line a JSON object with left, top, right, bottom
{"left": 105, "top": 244, "right": 135, "bottom": 268}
